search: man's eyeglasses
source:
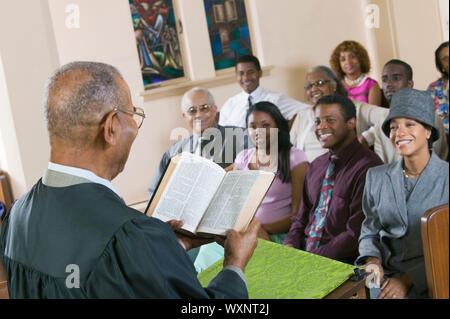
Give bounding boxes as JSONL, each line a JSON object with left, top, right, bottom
{"left": 185, "top": 104, "right": 212, "bottom": 115}
{"left": 113, "top": 106, "right": 146, "bottom": 129}
{"left": 304, "top": 80, "right": 331, "bottom": 91}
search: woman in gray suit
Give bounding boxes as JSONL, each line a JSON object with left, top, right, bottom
{"left": 356, "top": 88, "right": 449, "bottom": 299}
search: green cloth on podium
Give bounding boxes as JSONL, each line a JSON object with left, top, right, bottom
{"left": 198, "top": 239, "right": 356, "bottom": 299}
{"left": 194, "top": 233, "right": 288, "bottom": 274}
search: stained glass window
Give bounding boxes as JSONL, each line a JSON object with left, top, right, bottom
{"left": 130, "top": 0, "right": 184, "bottom": 87}
{"left": 203, "top": 0, "right": 253, "bottom": 70}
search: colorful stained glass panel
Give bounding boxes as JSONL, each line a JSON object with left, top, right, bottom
{"left": 130, "top": 0, "right": 185, "bottom": 87}
{"left": 203, "top": 0, "right": 253, "bottom": 70}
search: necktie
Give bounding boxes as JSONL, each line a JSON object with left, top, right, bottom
{"left": 195, "top": 137, "right": 212, "bottom": 157}
{"left": 248, "top": 95, "right": 253, "bottom": 108}
{"left": 305, "top": 154, "right": 338, "bottom": 252}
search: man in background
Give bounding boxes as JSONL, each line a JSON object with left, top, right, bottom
{"left": 219, "top": 54, "right": 308, "bottom": 129}
{"left": 381, "top": 59, "right": 447, "bottom": 160}
{"left": 284, "top": 95, "right": 382, "bottom": 263}
{"left": 148, "top": 86, "right": 249, "bottom": 199}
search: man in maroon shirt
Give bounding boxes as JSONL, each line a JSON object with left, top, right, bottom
{"left": 283, "top": 95, "right": 383, "bottom": 263}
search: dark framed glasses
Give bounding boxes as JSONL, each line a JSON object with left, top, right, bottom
{"left": 304, "top": 80, "right": 331, "bottom": 91}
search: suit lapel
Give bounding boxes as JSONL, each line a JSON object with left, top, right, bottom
{"left": 407, "top": 152, "right": 439, "bottom": 202}
{"left": 387, "top": 159, "right": 409, "bottom": 226}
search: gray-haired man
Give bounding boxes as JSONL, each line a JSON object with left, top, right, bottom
{"left": 148, "top": 87, "right": 250, "bottom": 199}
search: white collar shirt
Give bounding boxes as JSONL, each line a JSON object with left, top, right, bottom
{"left": 218, "top": 86, "right": 309, "bottom": 128}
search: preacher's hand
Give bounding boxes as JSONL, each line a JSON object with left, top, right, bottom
{"left": 223, "top": 218, "right": 260, "bottom": 272}
{"left": 166, "top": 220, "right": 213, "bottom": 251}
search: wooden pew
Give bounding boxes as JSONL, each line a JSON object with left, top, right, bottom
{"left": 0, "top": 169, "right": 13, "bottom": 210}
{"left": 421, "top": 204, "right": 449, "bottom": 299}
{"left": 0, "top": 204, "right": 6, "bottom": 298}
{"left": 0, "top": 281, "right": 8, "bottom": 299}
{"left": 0, "top": 170, "right": 10, "bottom": 299}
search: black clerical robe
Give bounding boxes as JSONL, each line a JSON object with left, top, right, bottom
{"left": 0, "top": 180, "right": 247, "bottom": 298}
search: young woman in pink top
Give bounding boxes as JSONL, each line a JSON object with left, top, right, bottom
{"left": 193, "top": 102, "right": 309, "bottom": 273}
{"left": 330, "top": 40, "right": 382, "bottom": 106}
{"left": 234, "top": 101, "right": 309, "bottom": 243}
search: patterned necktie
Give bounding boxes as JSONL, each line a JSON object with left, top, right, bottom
{"left": 305, "top": 154, "right": 338, "bottom": 252}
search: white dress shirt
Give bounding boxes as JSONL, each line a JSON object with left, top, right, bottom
{"left": 219, "top": 86, "right": 309, "bottom": 128}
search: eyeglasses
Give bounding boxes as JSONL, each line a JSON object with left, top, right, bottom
{"left": 185, "top": 104, "right": 212, "bottom": 115}
{"left": 113, "top": 106, "right": 146, "bottom": 129}
{"left": 304, "top": 80, "right": 331, "bottom": 91}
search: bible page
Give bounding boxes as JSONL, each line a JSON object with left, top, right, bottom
{"left": 151, "top": 153, "right": 225, "bottom": 233}
{"left": 196, "top": 170, "right": 261, "bottom": 235}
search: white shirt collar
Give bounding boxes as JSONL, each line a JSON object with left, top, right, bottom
{"left": 244, "top": 85, "right": 264, "bottom": 99}
{"left": 47, "top": 162, "right": 120, "bottom": 197}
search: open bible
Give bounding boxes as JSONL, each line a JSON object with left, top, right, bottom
{"left": 146, "top": 152, "right": 275, "bottom": 237}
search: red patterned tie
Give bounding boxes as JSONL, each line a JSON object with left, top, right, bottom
{"left": 305, "top": 154, "right": 338, "bottom": 252}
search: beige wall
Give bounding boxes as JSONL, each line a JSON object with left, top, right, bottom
{"left": 0, "top": 0, "right": 59, "bottom": 197}
{"left": 0, "top": 0, "right": 447, "bottom": 205}
{"left": 388, "top": 0, "right": 445, "bottom": 89}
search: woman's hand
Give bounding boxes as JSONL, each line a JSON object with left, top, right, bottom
{"left": 361, "top": 257, "right": 384, "bottom": 288}
{"left": 378, "top": 274, "right": 413, "bottom": 299}
{"left": 224, "top": 163, "right": 235, "bottom": 172}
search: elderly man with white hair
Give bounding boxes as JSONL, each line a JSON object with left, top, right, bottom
{"left": 148, "top": 86, "right": 250, "bottom": 199}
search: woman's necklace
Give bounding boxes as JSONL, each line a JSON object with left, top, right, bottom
{"left": 254, "top": 150, "right": 278, "bottom": 172}
{"left": 402, "top": 168, "right": 422, "bottom": 178}
{"left": 344, "top": 74, "right": 366, "bottom": 87}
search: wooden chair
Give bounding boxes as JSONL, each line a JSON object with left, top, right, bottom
{"left": 0, "top": 224, "right": 6, "bottom": 297}
{"left": 421, "top": 204, "right": 449, "bottom": 299}
{"left": 0, "top": 252, "right": 5, "bottom": 283}
{"left": 0, "top": 169, "right": 14, "bottom": 210}
{"left": 0, "top": 171, "right": 10, "bottom": 299}
{"left": 0, "top": 216, "right": 8, "bottom": 299}
{"left": 0, "top": 281, "right": 8, "bottom": 299}
{"left": 0, "top": 201, "right": 5, "bottom": 285}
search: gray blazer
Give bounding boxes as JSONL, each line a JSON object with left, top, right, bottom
{"left": 356, "top": 152, "right": 449, "bottom": 297}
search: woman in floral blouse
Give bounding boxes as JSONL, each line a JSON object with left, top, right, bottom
{"left": 427, "top": 41, "right": 449, "bottom": 135}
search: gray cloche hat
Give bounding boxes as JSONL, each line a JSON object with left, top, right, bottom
{"left": 381, "top": 88, "right": 440, "bottom": 142}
